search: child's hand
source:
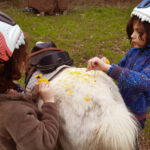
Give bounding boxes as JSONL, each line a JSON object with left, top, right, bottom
{"left": 87, "top": 57, "right": 111, "bottom": 72}
{"left": 101, "top": 57, "right": 110, "bottom": 64}
{"left": 7, "top": 89, "right": 18, "bottom": 94}
{"left": 38, "top": 82, "right": 54, "bottom": 103}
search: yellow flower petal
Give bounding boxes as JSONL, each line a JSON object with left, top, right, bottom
{"left": 38, "top": 78, "right": 49, "bottom": 84}
{"left": 105, "top": 60, "right": 110, "bottom": 64}
{"left": 35, "top": 74, "right": 43, "bottom": 79}
{"left": 84, "top": 96, "right": 90, "bottom": 101}
{"left": 66, "top": 92, "right": 72, "bottom": 96}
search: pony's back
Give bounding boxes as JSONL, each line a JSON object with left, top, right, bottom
{"left": 26, "top": 67, "right": 139, "bottom": 150}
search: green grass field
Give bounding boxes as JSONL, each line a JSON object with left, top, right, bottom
{"left": 2, "top": 4, "right": 132, "bottom": 66}
{"left": 1, "top": 1, "right": 150, "bottom": 149}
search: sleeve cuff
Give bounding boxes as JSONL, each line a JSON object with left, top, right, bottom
{"left": 107, "top": 64, "right": 123, "bottom": 80}
{"left": 107, "top": 64, "right": 114, "bottom": 75}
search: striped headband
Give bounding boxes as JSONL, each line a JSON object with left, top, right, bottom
{"left": 0, "top": 11, "right": 25, "bottom": 62}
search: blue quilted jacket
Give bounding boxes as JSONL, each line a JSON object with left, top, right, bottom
{"left": 108, "top": 44, "right": 150, "bottom": 125}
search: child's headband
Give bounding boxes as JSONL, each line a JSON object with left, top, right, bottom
{"left": 0, "top": 11, "right": 25, "bottom": 62}
{"left": 131, "top": 0, "right": 150, "bottom": 23}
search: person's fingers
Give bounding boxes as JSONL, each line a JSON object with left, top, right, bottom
{"left": 93, "top": 60, "right": 99, "bottom": 67}
{"left": 35, "top": 82, "right": 39, "bottom": 86}
{"left": 87, "top": 59, "right": 92, "bottom": 71}
{"left": 91, "top": 60, "right": 95, "bottom": 68}
{"left": 91, "top": 58, "right": 99, "bottom": 68}
{"left": 39, "top": 82, "right": 46, "bottom": 91}
{"left": 101, "top": 57, "right": 107, "bottom": 62}
{"left": 87, "top": 59, "right": 96, "bottom": 71}
{"left": 89, "top": 59, "right": 95, "bottom": 70}
{"left": 41, "top": 82, "right": 49, "bottom": 89}
{"left": 101, "top": 57, "right": 110, "bottom": 64}
{"left": 87, "top": 57, "right": 101, "bottom": 71}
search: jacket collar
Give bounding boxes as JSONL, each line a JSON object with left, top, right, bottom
{"left": 0, "top": 86, "right": 39, "bottom": 103}
{"left": 135, "top": 44, "right": 150, "bottom": 55}
{"left": 147, "top": 44, "right": 150, "bottom": 48}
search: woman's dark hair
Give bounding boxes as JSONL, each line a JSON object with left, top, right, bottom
{"left": 0, "top": 42, "right": 28, "bottom": 93}
{"left": 126, "top": 15, "right": 150, "bottom": 46}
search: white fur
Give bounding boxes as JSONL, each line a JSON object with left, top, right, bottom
{"left": 27, "top": 67, "right": 139, "bottom": 150}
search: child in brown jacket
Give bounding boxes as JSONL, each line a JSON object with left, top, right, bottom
{"left": 0, "top": 11, "right": 59, "bottom": 150}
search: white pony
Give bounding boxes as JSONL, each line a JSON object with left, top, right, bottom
{"left": 26, "top": 64, "right": 139, "bottom": 150}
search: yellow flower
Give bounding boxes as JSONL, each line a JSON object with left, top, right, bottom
{"left": 38, "top": 78, "right": 49, "bottom": 84}
{"left": 105, "top": 59, "right": 110, "bottom": 64}
{"left": 34, "top": 74, "right": 49, "bottom": 84}
{"left": 66, "top": 92, "right": 72, "bottom": 96}
{"left": 65, "top": 83, "right": 71, "bottom": 89}
{"left": 84, "top": 73, "right": 88, "bottom": 76}
{"left": 66, "top": 89, "right": 73, "bottom": 96}
{"left": 35, "top": 74, "right": 43, "bottom": 79}
{"left": 82, "top": 77, "right": 90, "bottom": 82}
{"left": 84, "top": 96, "right": 90, "bottom": 101}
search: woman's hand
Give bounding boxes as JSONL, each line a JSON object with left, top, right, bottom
{"left": 87, "top": 57, "right": 111, "bottom": 72}
{"left": 7, "top": 89, "right": 18, "bottom": 94}
{"left": 38, "top": 82, "right": 54, "bottom": 103}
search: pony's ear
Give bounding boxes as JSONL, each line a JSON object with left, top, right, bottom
{"left": 32, "top": 41, "right": 57, "bottom": 53}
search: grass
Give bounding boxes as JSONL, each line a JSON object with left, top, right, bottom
{"left": 1, "top": 2, "right": 150, "bottom": 149}
{"left": 2, "top": 4, "right": 132, "bottom": 66}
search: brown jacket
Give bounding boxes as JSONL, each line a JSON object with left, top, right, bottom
{"left": 0, "top": 91, "right": 59, "bottom": 150}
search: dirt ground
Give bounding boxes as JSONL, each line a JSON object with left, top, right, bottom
{"left": 139, "top": 131, "right": 150, "bottom": 150}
